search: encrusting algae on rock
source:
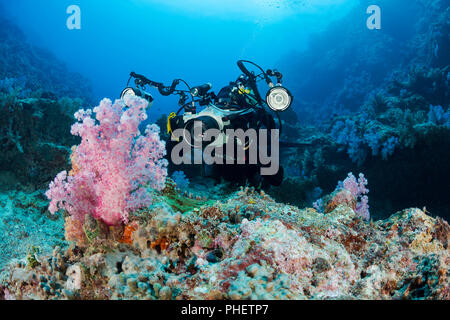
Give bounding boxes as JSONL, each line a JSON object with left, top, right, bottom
{"left": 0, "top": 184, "right": 448, "bottom": 300}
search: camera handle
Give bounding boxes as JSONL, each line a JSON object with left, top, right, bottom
{"left": 237, "top": 60, "right": 272, "bottom": 86}
{"left": 236, "top": 60, "right": 269, "bottom": 106}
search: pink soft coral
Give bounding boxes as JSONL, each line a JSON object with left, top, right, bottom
{"left": 341, "top": 172, "right": 370, "bottom": 220}
{"left": 313, "top": 172, "right": 370, "bottom": 220}
{"left": 46, "top": 96, "right": 168, "bottom": 226}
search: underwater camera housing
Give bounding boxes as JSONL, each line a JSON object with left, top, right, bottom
{"left": 121, "top": 60, "right": 294, "bottom": 187}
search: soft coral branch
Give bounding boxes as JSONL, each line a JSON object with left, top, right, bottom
{"left": 46, "top": 96, "right": 168, "bottom": 226}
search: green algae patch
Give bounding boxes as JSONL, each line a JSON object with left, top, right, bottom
{"left": 162, "top": 193, "right": 209, "bottom": 214}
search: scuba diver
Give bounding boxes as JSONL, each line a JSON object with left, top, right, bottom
{"left": 120, "top": 60, "right": 300, "bottom": 188}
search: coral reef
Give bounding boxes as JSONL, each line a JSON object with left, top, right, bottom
{"left": 284, "top": 0, "right": 449, "bottom": 124}
{"left": 0, "top": 185, "right": 448, "bottom": 300}
{"left": 0, "top": 15, "right": 94, "bottom": 190}
{"left": 275, "top": 0, "right": 450, "bottom": 220}
{"left": 0, "top": 16, "right": 93, "bottom": 102}
{"left": 0, "top": 0, "right": 448, "bottom": 302}
{"left": 171, "top": 171, "right": 190, "bottom": 192}
{"left": 277, "top": 69, "right": 450, "bottom": 219}
{"left": 0, "top": 93, "right": 82, "bottom": 189}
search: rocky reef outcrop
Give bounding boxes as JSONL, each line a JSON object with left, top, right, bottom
{"left": 0, "top": 15, "right": 93, "bottom": 189}
{"left": 0, "top": 94, "right": 82, "bottom": 189}
{"left": 0, "top": 183, "right": 448, "bottom": 300}
{"left": 0, "top": 15, "right": 93, "bottom": 101}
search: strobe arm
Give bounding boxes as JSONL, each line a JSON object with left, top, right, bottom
{"left": 266, "top": 69, "right": 283, "bottom": 84}
{"left": 130, "top": 72, "right": 163, "bottom": 88}
{"left": 158, "top": 79, "right": 180, "bottom": 96}
{"left": 130, "top": 72, "right": 180, "bottom": 96}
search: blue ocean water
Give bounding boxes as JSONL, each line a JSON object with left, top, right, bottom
{"left": 2, "top": 0, "right": 355, "bottom": 116}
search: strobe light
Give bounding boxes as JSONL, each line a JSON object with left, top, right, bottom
{"left": 120, "top": 87, "right": 154, "bottom": 108}
{"left": 190, "top": 83, "right": 212, "bottom": 97}
{"left": 266, "top": 85, "right": 293, "bottom": 112}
